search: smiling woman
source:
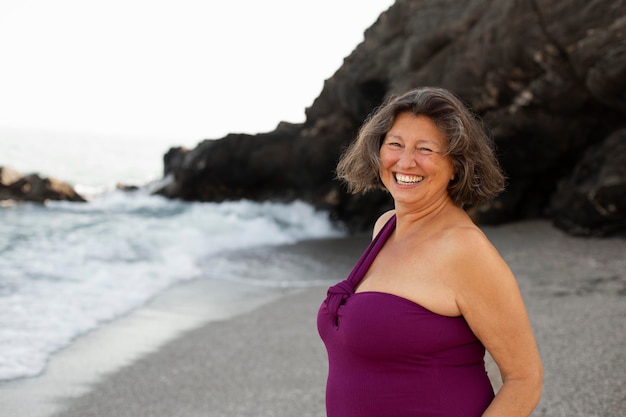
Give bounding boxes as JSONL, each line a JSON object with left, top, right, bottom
{"left": 379, "top": 113, "right": 456, "bottom": 207}
{"left": 0, "top": 0, "right": 395, "bottom": 141}
{"left": 320, "top": 86, "right": 542, "bottom": 417}
{"left": 336, "top": 87, "right": 505, "bottom": 207}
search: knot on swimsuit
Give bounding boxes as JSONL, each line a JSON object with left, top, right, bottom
{"left": 322, "top": 215, "right": 396, "bottom": 326}
{"left": 326, "top": 280, "right": 354, "bottom": 322}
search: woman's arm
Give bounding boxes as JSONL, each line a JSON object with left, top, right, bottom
{"left": 452, "top": 228, "right": 543, "bottom": 417}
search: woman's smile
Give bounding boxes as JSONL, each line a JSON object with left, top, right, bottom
{"left": 379, "top": 112, "right": 455, "bottom": 205}
{"left": 394, "top": 173, "right": 424, "bottom": 185}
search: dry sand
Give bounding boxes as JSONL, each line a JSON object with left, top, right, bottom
{"left": 1, "top": 220, "right": 624, "bottom": 417}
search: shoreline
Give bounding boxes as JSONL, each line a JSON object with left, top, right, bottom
{"left": 0, "top": 278, "right": 295, "bottom": 417}
{"left": 0, "top": 234, "right": 370, "bottom": 417}
{"left": 1, "top": 220, "right": 624, "bottom": 417}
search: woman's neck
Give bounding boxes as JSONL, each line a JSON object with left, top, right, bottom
{"left": 393, "top": 197, "right": 466, "bottom": 238}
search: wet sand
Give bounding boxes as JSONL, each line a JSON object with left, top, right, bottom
{"left": 1, "top": 220, "right": 624, "bottom": 417}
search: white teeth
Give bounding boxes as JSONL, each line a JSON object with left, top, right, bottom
{"left": 395, "top": 174, "right": 424, "bottom": 184}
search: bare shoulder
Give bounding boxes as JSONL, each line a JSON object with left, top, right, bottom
{"left": 440, "top": 224, "right": 498, "bottom": 259}
{"left": 438, "top": 224, "right": 513, "bottom": 289}
{"left": 371, "top": 209, "right": 396, "bottom": 239}
{"left": 440, "top": 224, "right": 520, "bottom": 311}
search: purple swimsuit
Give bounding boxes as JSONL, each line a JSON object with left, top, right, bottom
{"left": 317, "top": 215, "right": 494, "bottom": 417}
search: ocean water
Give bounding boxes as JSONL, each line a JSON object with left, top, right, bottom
{"left": 0, "top": 129, "right": 344, "bottom": 382}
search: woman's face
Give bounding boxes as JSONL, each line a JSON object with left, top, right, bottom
{"left": 379, "top": 112, "right": 455, "bottom": 208}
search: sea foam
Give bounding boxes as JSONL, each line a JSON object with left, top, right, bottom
{"left": 0, "top": 191, "right": 343, "bottom": 381}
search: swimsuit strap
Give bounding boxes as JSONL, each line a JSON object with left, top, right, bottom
{"left": 325, "top": 214, "right": 396, "bottom": 323}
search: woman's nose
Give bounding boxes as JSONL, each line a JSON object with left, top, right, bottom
{"left": 397, "top": 149, "right": 417, "bottom": 168}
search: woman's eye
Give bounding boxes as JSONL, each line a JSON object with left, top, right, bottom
{"left": 419, "top": 147, "right": 433, "bottom": 154}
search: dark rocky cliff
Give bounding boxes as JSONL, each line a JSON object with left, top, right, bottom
{"left": 156, "top": 0, "right": 626, "bottom": 236}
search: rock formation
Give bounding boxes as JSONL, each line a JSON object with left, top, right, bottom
{"left": 156, "top": 0, "right": 626, "bottom": 236}
{"left": 0, "top": 166, "right": 86, "bottom": 203}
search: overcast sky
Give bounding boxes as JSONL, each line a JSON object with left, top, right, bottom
{"left": 0, "top": 0, "right": 395, "bottom": 142}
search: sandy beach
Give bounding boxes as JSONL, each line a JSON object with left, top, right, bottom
{"left": 1, "top": 220, "right": 624, "bottom": 417}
